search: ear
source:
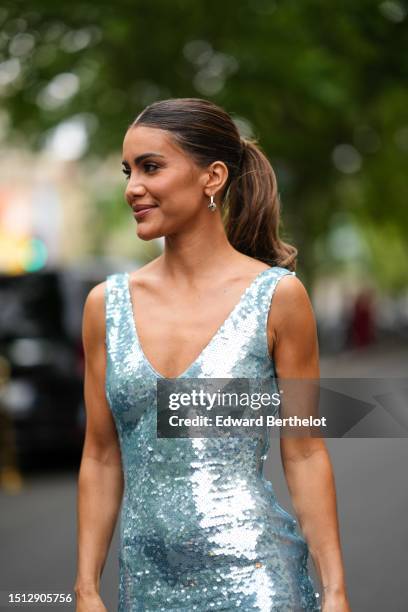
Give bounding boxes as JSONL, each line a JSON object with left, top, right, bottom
{"left": 202, "top": 161, "right": 229, "bottom": 200}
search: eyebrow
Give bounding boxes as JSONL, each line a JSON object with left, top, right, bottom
{"left": 122, "top": 152, "right": 165, "bottom": 166}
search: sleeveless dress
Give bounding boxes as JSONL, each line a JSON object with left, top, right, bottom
{"left": 105, "top": 266, "right": 321, "bottom": 612}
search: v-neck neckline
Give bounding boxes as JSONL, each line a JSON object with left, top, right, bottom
{"left": 125, "top": 267, "right": 272, "bottom": 380}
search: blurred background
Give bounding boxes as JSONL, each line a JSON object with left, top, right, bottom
{"left": 0, "top": 1, "right": 407, "bottom": 611}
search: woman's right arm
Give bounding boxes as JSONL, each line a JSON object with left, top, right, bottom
{"left": 74, "top": 283, "right": 124, "bottom": 611}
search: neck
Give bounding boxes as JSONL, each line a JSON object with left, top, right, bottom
{"left": 158, "top": 217, "right": 240, "bottom": 283}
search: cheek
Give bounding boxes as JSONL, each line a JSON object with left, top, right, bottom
{"left": 148, "top": 173, "right": 176, "bottom": 197}
{"left": 155, "top": 171, "right": 200, "bottom": 203}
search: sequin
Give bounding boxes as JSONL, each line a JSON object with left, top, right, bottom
{"left": 105, "top": 267, "right": 321, "bottom": 611}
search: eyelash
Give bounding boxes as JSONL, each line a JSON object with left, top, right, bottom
{"left": 122, "top": 163, "right": 159, "bottom": 179}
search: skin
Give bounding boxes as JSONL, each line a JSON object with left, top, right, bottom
{"left": 75, "top": 125, "right": 351, "bottom": 611}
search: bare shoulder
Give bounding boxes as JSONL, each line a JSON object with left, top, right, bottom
{"left": 235, "top": 255, "right": 271, "bottom": 276}
{"left": 82, "top": 281, "right": 107, "bottom": 349}
{"left": 267, "top": 272, "right": 317, "bottom": 345}
{"left": 273, "top": 273, "right": 312, "bottom": 314}
{"left": 84, "top": 280, "right": 107, "bottom": 315}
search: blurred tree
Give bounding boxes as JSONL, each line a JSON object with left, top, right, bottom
{"left": 1, "top": 0, "right": 407, "bottom": 289}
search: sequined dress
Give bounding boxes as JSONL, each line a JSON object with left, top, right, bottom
{"left": 105, "top": 266, "right": 321, "bottom": 611}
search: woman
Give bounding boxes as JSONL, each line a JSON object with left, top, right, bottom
{"left": 74, "top": 98, "right": 350, "bottom": 611}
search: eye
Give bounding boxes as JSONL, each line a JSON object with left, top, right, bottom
{"left": 144, "top": 162, "right": 159, "bottom": 173}
{"left": 122, "top": 168, "right": 130, "bottom": 180}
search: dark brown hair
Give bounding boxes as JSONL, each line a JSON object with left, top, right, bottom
{"left": 131, "top": 97, "right": 297, "bottom": 270}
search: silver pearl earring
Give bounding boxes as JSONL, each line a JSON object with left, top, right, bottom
{"left": 208, "top": 195, "right": 217, "bottom": 212}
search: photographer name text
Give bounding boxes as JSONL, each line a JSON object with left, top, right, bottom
{"left": 167, "top": 415, "right": 327, "bottom": 427}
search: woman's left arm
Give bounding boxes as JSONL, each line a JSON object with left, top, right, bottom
{"left": 268, "top": 274, "right": 351, "bottom": 612}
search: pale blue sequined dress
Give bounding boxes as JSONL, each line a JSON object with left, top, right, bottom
{"left": 105, "top": 266, "right": 321, "bottom": 611}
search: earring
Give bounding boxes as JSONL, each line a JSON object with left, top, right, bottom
{"left": 208, "top": 194, "right": 217, "bottom": 212}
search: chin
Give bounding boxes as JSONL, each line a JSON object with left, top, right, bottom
{"left": 135, "top": 225, "right": 164, "bottom": 241}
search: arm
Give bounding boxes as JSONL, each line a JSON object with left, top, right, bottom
{"left": 268, "top": 275, "right": 351, "bottom": 612}
{"left": 74, "top": 283, "right": 124, "bottom": 611}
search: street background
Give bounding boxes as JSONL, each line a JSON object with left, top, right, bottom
{"left": 0, "top": 1, "right": 407, "bottom": 611}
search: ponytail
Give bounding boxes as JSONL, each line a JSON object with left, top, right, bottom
{"left": 224, "top": 138, "right": 298, "bottom": 271}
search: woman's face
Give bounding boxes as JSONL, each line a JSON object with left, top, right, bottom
{"left": 122, "top": 125, "right": 212, "bottom": 240}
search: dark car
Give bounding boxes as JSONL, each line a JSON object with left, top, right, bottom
{"left": 0, "top": 270, "right": 85, "bottom": 470}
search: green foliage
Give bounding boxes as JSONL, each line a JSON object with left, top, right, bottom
{"left": 1, "top": 0, "right": 407, "bottom": 289}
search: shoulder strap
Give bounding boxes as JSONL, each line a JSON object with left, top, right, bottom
{"left": 246, "top": 266, "right": 296, "bottom": 306}
{"left": 260, "top": 265, "right": 296, "bottom": 312}
{"left": 104, "top": 272, "right": 130, "bottom": 351}
{"left": 250, "top": 266, "right": 297, "bottom": 357}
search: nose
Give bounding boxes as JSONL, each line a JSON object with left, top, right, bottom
{"left": 125, "top": 179, "right": 147, "bottom": 204}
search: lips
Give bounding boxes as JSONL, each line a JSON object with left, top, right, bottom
{"left": 133, "top": 205, "right": 158, "bottom": 212}
{"left": 132, "top": 205, "right": 158, "bottom": 220}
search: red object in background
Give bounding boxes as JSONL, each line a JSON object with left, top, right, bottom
{"left": 349, "top": 289, "right": 376, "bottom": 348}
